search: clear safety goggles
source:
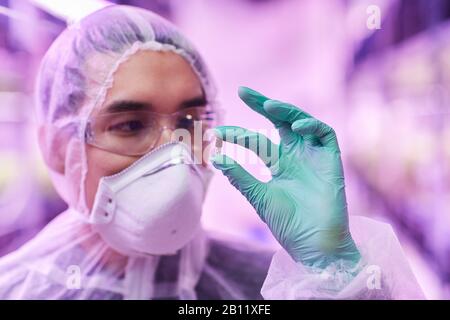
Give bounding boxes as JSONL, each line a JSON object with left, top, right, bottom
{"left": 84, "top": 106, "right": 221, "bottom": 157}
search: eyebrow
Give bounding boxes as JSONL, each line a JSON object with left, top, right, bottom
{"left": 106, "top": 101, "right": 149, "bottom": 113}
{"left": 105, "top": 95, "right": 207, "bottom": 113}
{"left": 180, "top": 96, "right": 207, "bottom": 108}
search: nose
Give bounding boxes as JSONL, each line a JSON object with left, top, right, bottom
{"left": 153, "top": 118, "right": 176, "bottom": 148}
{"left": 155, "top": 127, "right": 173, "bottom": 147}
{"left": 154, "top": 128, "right": 208, "bottom": 167}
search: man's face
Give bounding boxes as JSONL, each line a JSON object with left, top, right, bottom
{"left": 84, "top": 50, "right": 207, "bottom": 211}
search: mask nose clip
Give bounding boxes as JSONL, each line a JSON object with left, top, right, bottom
{"left": 142, "top": 157, "right": 185, "bottom": 177}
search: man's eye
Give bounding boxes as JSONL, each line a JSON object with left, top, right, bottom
{"left": 107, "top": 120, "right": 145, "bottom": 134}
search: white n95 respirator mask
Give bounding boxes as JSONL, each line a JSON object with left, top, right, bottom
{"left": 89, "top": 142, "right": 212, "bottom": 257}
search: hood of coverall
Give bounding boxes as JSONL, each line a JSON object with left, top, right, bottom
{"left": 35, "top": 5, "right": 218, "bottom": 216}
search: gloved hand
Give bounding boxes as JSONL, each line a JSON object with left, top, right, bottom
{"left": 211, "top": 86, "right": 361, "bottom": 269}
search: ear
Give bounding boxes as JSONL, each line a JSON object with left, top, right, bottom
{"left": 38, "top": 125, "right": 67, "bottom": 175}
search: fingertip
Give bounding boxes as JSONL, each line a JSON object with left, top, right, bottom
{"left": 209, "top": 153, "right": 224, "bottom": 167}
{"left": 237, "top": 86, "right": 252, "bottom": 101}
{"left": 290, "top": 119, "right": 304, "bottom": 131}
{"left": 238, "top": 86, "right": 249, "bottom": 96}
{"left": 238, "top": 86, "right": 269, "bottom": 101}
{"left": 212, "top": 127, "right": 224, "bottom": 139}
{"left": 213, "top": 126, "right": 243, "bottom": 141}
{"left": 210, "top": 154, "right": 238, "bottom": 170}
{"left": 238, "top": 85, "right": 257, "bottom": 95}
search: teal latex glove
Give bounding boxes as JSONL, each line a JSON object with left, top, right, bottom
{"left": 211, "top": 87, "right": 361, "bottom": 269}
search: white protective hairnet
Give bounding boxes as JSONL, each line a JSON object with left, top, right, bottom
{"left": 0, "top": 5, "right": 425, "bottom": 300}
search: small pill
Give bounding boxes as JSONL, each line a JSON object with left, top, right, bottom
{"left": 215, "top": 138, "right": 223, "bottom": 148}
{"left": 213, "top": 138, "right": 223, "bottom": 156}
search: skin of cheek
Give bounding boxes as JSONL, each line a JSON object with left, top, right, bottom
{"left": 84, "top": 144, "right": 140, "bottom": 211}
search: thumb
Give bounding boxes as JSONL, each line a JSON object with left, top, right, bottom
{"left": 211, "top": 153, "right": 264, "bottom": 204}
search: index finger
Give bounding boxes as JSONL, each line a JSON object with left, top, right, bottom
{"left": 238, "top": 86, "right": 283, "bottom": 126}
{"left": 263, "top": 100, "right": 312, "bottom": 125}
